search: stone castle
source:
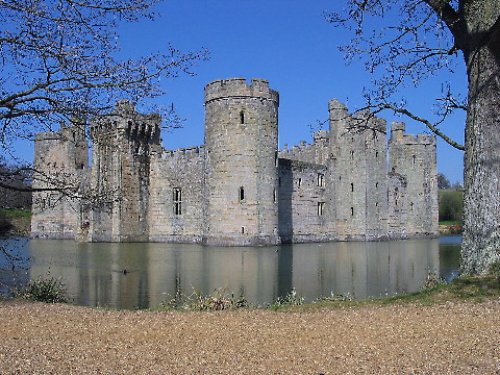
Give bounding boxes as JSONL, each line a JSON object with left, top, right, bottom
{"left": 31, "top": 78, "right": 439, "bottom": 246}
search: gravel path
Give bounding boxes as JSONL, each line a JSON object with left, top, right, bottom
{"left": 0, "top": 300, "right": 499, "bottom": 374}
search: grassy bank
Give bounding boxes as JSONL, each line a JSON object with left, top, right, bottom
{"left": 150, "top": 276, "right": 500, "bottom": 313}
{"left": 0, "top": 208, "right": 31, "bottom": 236}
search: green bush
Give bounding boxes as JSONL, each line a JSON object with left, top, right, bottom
{"left": 439, "top": 190, "right": 463, "bottom": 223}
{"left": 18, "top": 274, "right": 67, "bottom": 303}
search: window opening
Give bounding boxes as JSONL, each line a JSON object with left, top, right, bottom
{"left": 239, "top": 186, "right": 245, "bottom": 201}
{"left": 351, "top": 183, "right": 354, "bottom": 192}
{"left": 273, "top": 188, "right": 277, "bottom": 203}
{"left": 412, "top": 155, "right": 416, "bottom": 165}
{"left": 318, "top": 202, "right": 325, "bottom": 216}
{"left": 298, "top": 178, "right": 302, "bottom": 188}
{"left": 240, "top": 111, "right": 245, "bottom": 124}
{"left": 317, "top": 173, "right": 325, "bottom": 187}
{"left": 350, "top": 207, "right": 354, "bottom": 216}
{"left": 241, "top": 227, "right": 245, "bottom": 234}
{"left": 173, "top": 188, "right": 182, "bottom": 215}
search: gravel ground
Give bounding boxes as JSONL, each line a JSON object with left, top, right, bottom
{"left": 0, "top": 300, "right": 499, "bottom": 374}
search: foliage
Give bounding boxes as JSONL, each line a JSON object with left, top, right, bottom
{"left": 161, "top": 287, "right": 248, "bottom": 311}
{"left": 0, "top": 159, "right": 32, "bottom": 208}
{"left": 17, "top": 274, "right": 67, "bottom": 303}
{"left": 487, "top": 261, "right": 500, "bottom": 277}
{"left": 423, "top": 271, "right": 446, "bottom": 289}
{"left": 437, "top": 173, "right": 451, "bottom": 190}
{"left": 314, "top": 292, "right": 352, "bottom": 303}
{"left": 271, "top": 288, "right": 304, "bottom": 310}
{"left": 439, "top": 190, "right": 463, "bottom": 223}
{"left": 0, "top": 208, "right": 31, "bottom": 219}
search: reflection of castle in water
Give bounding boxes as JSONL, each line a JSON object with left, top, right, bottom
{"left": 28, "top": 239, "right": 442, "bottom": 308}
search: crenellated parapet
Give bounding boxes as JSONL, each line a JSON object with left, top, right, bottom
{"left": 90, "top": 101, "right": 161, "bottom": 146}
{"left": 160, "top": 146, "right": 205, "bottom": 160}
{"left": 390, "top": 122, "right": 436, "bottom": 146}
{"left": 279, "top": 130, "right": 330, "bottom": 166}
{"left": 204, "top": 78, "right": 279, "bottom": 104}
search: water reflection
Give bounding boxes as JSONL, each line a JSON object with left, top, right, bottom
{"left": 1, "top": 237, "right": 461, "bottom": 309}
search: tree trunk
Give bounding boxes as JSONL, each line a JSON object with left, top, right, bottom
{"left": 461, "top": 1, "right": 500, "bottom": 274}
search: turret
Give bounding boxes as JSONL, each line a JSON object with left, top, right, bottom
{"left": 203, "top": 78, "right": 280, "bottom": 246}
{"left": 88, "top": 101, "right": 161, "bottom": 242}
{"left": 328, "top": 100, "right": 388, "bottom": 240}
{"left": 388, "top": 122, "right": 438, "bottom": 237}
{"left": 31, "top": 125, "right": 88, "bottom": 239}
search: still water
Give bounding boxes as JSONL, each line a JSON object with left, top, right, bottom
{"left": 1, "top": 236, "right": 461, "bottom": 309}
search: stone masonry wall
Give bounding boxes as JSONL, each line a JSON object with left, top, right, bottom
{"left": 389, "top": 122, "right": 439, "bottom": 237}
{"left": 278, "top": 130, "right": 329, "bottom": 166}
{"left": 31, "top": 127, "right": 87, "bottom": 239}
{"left": 32, "top": 78, "right": 439, "bottom": 246}
{"left": 148, "top": 147, "right": 205, "bottom": 243}
{"left": 88, "top": 101, "right": 161, "bottom": 242}
{"left": 204, "top": 78, "right": 280, "bottom": 246}
{"left": 328, "top": 100, "right": 389, "bottom": 241}
{"left": 278, "top": 159, "right": 330, "bottom": 243}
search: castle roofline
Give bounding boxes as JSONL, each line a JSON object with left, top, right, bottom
{"left": 204, "top": 78, "right": 279, "bottom": 104}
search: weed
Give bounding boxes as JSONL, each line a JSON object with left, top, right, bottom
{"left": 272, "top": 288, "right": 304, "bottom": 310}
{"left": 161, "top": 287, "right": 248, "bottom": 311}
{"left": 423, "top": 271, "right": 446, "bottom": 289}
{"left": 314, "top": 292, "right": 352, "bottom": 303}
{"left": 17, "top": 273, "right": 67, "bottom": 303}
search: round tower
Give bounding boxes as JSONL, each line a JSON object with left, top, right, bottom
{"left": 204, "top": 78, "right": 280, "bottom": 246}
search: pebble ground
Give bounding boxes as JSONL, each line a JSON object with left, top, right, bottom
{"left": 0, "top": 300, "right": 499, "bottom": 374}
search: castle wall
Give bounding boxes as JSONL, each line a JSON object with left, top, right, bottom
{"left": 203, "top": 78, "right": 280, "bottom": 246}
{"left": 328, "top": 100, "right": 388, "bottom": 240}
{"left": 389, "top": 122, "right": 439, "bottom": 237}
{"left": 31, "top": 127, "right": 88, "bottom": 239}
{"left": 148, "top": 147, "right": 205, "bottom": 243}
{"left": 278, "top": 130, "right": 329, "bottom": 166}
{"left": 88, "top": 101, "right": 161, "bottom": 242}
{"left": 32, "top": 78, "right": 439, "bottom": 246}
{"left": 278, "top": 159, "right": 330, "bottom": 243}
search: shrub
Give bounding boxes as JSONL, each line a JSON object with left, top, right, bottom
{"left": 161, "top": 287, "right": 248, "bottom": 311}
{"left": 488, "top": 261, "right": 500, "bottom": 277}
{"left": 272, "top": 288, "right": 304, "bottom": 309}
{"left": 18, "top": 274, "right": 67, "bottom": 303}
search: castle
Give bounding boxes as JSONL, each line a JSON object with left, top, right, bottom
{"left": 31, "top": 78, "right": 439, "bottom": 246}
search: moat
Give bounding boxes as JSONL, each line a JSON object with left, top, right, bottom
{"left": 1, "top": 237, "right": 461, "bottom": 309}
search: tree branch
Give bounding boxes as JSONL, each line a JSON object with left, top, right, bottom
{"left": 381, "top": 103, "right": 465, "bottom": 150}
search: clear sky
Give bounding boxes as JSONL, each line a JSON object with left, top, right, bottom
{"left": 21, "top": 0, "right": 469, "bottom": 184}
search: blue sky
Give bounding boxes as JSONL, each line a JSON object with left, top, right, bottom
{"left": 18, "top": 0, "right": 467, "bottom": 184}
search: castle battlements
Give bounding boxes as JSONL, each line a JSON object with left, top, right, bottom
{"left": 204, "top": 78, "right": 279, "bottom": 104}
{"left": 161, "top": 146, "right": 205, "bottom": 159}
{"left": 391, "top": 122, "right": 436, "bottom": 145}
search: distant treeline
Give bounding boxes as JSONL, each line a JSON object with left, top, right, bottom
{"left": 439, "top": 189, "right": 463, "bottom": 223}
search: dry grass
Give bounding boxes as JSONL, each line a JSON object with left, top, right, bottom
{"left": 0, "top": 299, "right": 499, "bottom": 374}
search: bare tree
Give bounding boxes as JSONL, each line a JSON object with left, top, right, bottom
{"left": 328, "top": 1, "right": 499, "bottom": 275}
{"left": 0, "top": 0, "right": 206, "bottom": 155}
{"left": 0, "top": 0, "right": 206, "bottom": 283}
